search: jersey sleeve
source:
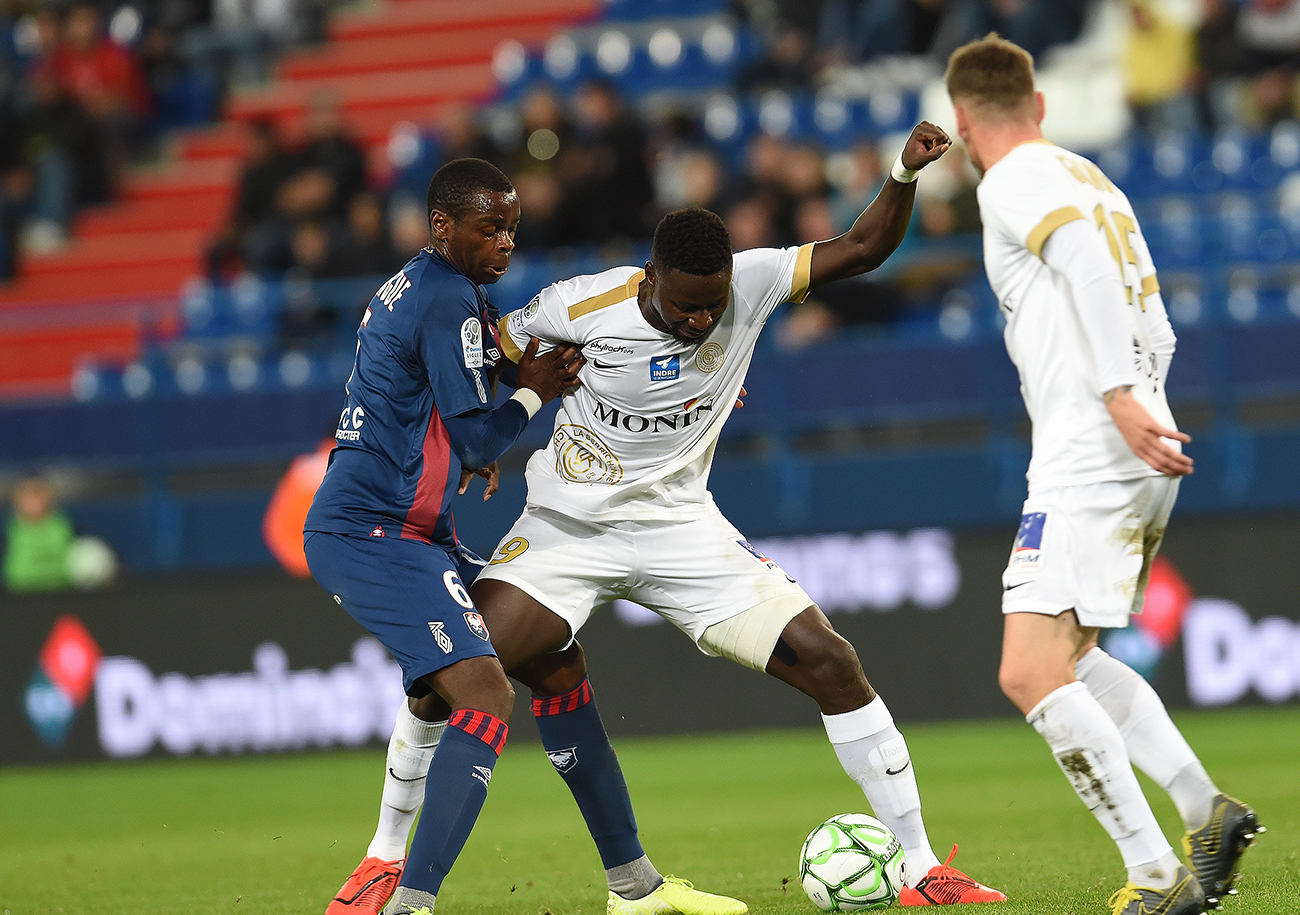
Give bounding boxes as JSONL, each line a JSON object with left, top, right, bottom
{"left": 980, "top": 158, "right": 1087, "bottom": 260}
{"left": 414, "top": 280, "right": 493, "bottom": 419}
{"left": 498, "top": 284, "right": 573, "bottom": 363}
{"left": 731, "top": 243, "right": 814, "bottom": 322}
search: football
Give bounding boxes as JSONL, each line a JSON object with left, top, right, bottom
{"left": 799, "top": 813, "right": 907, "bottom": 911}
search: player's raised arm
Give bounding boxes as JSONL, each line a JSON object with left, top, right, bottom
{"left": 807, "top": 121, "right": 950, "bottom": 288}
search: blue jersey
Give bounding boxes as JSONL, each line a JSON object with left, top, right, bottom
{"left": 305, "top": 248, "right": 505, "bottom": 547}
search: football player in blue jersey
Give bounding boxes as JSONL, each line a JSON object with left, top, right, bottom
{"left": 332, "top": 125, "right": 1007, "bottom": 915}
{"left": 304, "top": 158, "right": 585, "bottom": 915}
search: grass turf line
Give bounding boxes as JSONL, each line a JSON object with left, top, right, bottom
{"left": 0, "top": 706, "right": 1295, "bottom": 914}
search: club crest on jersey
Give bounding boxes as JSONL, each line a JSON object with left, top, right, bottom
{"left": 463, "top": 611, "right": 490, "bottom": 641}
{"left": 695, "top": 342, "right": 724, "bottom": 373}
{"left": 546, "top": 747, "right": 578, "bottom": 772}
{"left": 370, "top": 526, "right": 385, "bottom": 538}
{"left": 650, "top": 354, "right": 679, "bottom": 381}
{"left": 1011, "top": 512, "right": 1047, "bottom": 570}
{"left": 428, "top": 621, "right": 454, "bottom": 653}
{"left": 461, "top": 317, "right": 484, "bottom": 369}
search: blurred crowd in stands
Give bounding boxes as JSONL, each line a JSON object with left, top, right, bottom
{"left": 6, "top": 0, "right": 1300, "bottom": 348}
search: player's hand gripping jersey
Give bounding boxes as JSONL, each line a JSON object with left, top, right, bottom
{"left": 978, "top": 141, "right": 1180, "bottom": 487}
{"left": 500, "top": 244, "right": 813, "bottom": 521}
{"left": 306, "top": 248, "right": 506, "bottom": 546}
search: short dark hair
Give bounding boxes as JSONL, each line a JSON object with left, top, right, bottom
{"left": 427, "top": 158, "right": 514, "bottom": 222}
{"left": 651, "top": 207, "right": 733, "bottom": 276}
{"left": 944, "top": 34, "right": 1036, "bottom": 118}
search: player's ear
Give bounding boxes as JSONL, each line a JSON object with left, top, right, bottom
{"left": 429, "top": 208, "right": 452, "bottom": 243}
{"left": 1034, "top": 91, "right": 1045, "bottom": 125}
{"left": 644, "top": 261, "right": 656, "bottom": 287}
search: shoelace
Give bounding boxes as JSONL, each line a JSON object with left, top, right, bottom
{"left": 1107, "top": 884, "right": 1143, "bottom": 914}
{"left": 927, "top": 844, "right": 977, "bottom": 884}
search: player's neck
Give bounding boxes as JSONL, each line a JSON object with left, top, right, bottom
{"left": 974, "top": 122, "right": 1045, "bottom": 173}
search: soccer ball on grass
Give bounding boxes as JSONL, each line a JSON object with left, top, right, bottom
{"left": 799, "top": 813, "right": 907, "bottom": 911}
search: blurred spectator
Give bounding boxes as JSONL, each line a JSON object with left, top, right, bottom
{"left": 1125, "top": 0, "right": 1199, "bottom": 133}
{"left": 4, "top": 476, "right": 73, "bottom": 592}
{"left": 337, "top": 190, "right": 404, "bottom": 277}
{"left": 279, "top": 219, "right": 348, "bottom": 350}
{"left": 1198, "top": 0, "right": 1300, "bottom": 127}
{"left": 47, "top": 3, "right": 152, "bottom": 175}
{"left": 567, "top": 79, "right": 656, "bottom": 243}
{"left": 294, "top": 92, "right": 367, "bottom": 220}
{"left": 208, "top": 117, "right": 295, "bottom": 276}
{"left": 739, "top": 19, "right": 820, "bottom": 93}
{"left": 724, "top": 194, "right": 780, "bottom": 250}
{"left": 3, "top": 66, "right": 112, "bottom": 253}
{"left": 183, "top": 0, "right": 295, "bottom": 92}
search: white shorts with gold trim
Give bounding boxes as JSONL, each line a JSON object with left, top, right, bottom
{"left": 476, "top": 503, "right": 812, "bottom": 670}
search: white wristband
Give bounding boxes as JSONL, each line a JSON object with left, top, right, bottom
{"left": 509, "top": 387, "right": 543, "bottom": 419}
{"left": 891, "top": 152, "right": 919, "bottom": 184}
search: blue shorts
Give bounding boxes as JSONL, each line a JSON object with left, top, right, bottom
{"left": 304, "top": 531, "right": 497, "bottom": 697}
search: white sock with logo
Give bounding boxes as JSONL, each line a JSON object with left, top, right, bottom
{"left": 1076, "top": 647, "right": 1218, "bottom": 831}
{"left": 823, "top": 696, "right": 942, "bottom": 879}
{"left": 367, "top": 700, "right": 445, "bottom": 861}
{"left": 1028, "top": 682, "right": 1179, "bottom": 888}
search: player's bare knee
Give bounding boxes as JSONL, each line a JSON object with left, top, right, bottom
{"left": 801, "top": 635, "right": 871, "bottom": 707}
{"left": 998, "top": 656, "right": 1040, "bottom": 714}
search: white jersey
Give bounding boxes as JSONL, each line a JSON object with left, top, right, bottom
{"left": 978, "top": 140, "right": 1178, "bottom": 488}
{"left": 500, "top": 244, "right": 813, "bottom": 521}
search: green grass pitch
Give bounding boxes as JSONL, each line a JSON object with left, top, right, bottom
{"left": 1, "top": 706, "right": 1296, "bottom": 915}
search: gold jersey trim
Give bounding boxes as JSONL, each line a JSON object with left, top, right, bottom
{"left": 498, "top": 315, "right": 523, "bottom": 363}
{"left": 1140, "top": 273, "right": 1160, "bottom": 300}
{"left": 568, "top": 270, "right": 644, "bottom": 321}
{"left": 791, "top": 243, "right": 814, "bottom": 303}
{"left": 1027, "top": 205, "right": 1085, "bottom": 260}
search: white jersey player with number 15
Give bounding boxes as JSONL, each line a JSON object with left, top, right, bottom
{"left": 979, "top": 138, "right": 1180, "bottom": 489}
{"left": 948, "top": 34, "right": 1260, "bottom": 915}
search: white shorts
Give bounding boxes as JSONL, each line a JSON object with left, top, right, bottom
{"left": 475, "top": 503, "right": 813, "bottom": 670}
{"left": 1002, "top": 475, "right": 1180, "bottom": 629}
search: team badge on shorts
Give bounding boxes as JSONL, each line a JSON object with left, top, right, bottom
{"left": 546, "top": 747, "right": 578, "bottom": 772}
{"left": 737, "top": 539, "right": 795, "bottom": 580}
{"left": 1011, "top": 512, "right": 1047, "bottom": 570}
{"left": 463, "top": 610, "right": 490, "bottom": 641}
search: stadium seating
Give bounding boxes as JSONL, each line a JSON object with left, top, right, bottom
{"left": 0, "top": 0, "right": 602, "bottom": 399}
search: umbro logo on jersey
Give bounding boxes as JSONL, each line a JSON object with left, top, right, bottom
{"left": 471, "top": 765, "right": 493, "bottom": 787}
{"left": 650, "top": 354, "right": 680, "bottom": 381}
{"left": 428, "top": 621, "right": 453, "bottom": 653}
{"left": 546, "top": 747, "right": 578, "bottom": 772}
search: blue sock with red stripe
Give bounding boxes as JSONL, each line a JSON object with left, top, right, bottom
{"left": 398, "top": 709, "right": 507, "bottom": 898}
{"left": 533, "top": 678, "right": 645, "bottom": 868}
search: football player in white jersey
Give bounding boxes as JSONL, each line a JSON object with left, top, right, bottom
{"left": 946, "top": 35, "right": 1261, "bottom": 915}
{"left": 469, "top": 123, "right": 1007, "bottom": 910}
{"left": 343, "top": 122, "right": 1009, "bottom": 915}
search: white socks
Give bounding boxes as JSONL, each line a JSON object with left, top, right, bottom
{"left": 367, "top": 700, "right": 445, "bottom": 861}
{"left": 822, "top": 696, "right": 942, "bottom": 878}
{"left": 1076, "top": 647, "right": 1218, "bottom": 832}
{"left": 1028, "top": 682, "right": 1179, "bottom": 888}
